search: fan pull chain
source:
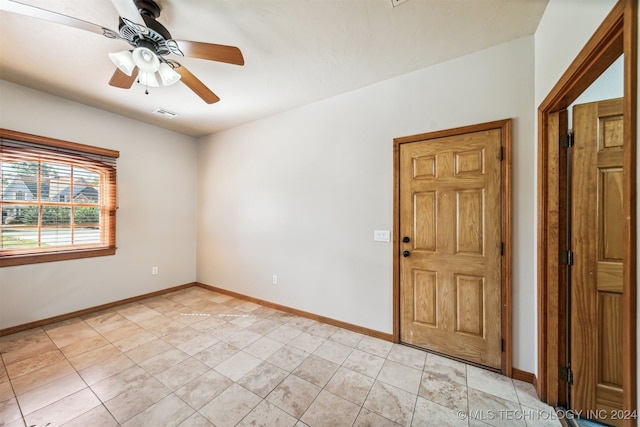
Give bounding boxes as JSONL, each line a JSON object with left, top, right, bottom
{"left": 137, "top": 77, "right": 150, "bottom": 95}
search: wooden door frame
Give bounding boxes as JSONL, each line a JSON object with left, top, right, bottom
{"left": 392, "top": 119, "right": 513, "bottom": 376}
{"left": 536, "top": 0, "right": 637, "bottom": 420}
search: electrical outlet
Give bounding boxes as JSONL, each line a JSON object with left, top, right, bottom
{"left": 272, "top": 274, "right": 278, "bottom": 285}
{"left": 152, "top": 266, "right": 158, "bottom": 275}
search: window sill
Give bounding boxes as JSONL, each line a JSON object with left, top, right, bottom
{"left": 0, "top": 247, "right": 116, "bottom": 267}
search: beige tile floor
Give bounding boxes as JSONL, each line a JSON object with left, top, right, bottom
{"left": 0, "top": 286, "right": 561, "bottom": 427}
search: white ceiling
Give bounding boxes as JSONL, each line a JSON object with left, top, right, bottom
{"left": 0, "top": 0, "right": 548, "bottom": 137}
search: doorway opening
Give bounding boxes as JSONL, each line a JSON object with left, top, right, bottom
{"left": 536, "top": 0, "right": 637, "bottom": 419}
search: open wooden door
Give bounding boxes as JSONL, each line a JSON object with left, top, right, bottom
{"left": 571, "top": 98, "right": 625, "bottom": 424}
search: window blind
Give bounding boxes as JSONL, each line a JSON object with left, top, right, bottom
{"left": 1, "top": 128, "right": 119, "bottom": 267}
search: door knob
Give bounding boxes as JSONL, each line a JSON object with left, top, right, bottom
{"left": 403, "top": 250, "right": 410, "bottom": 257}
{"left": 402, "top": 236, "right": 410, "bottom": 243}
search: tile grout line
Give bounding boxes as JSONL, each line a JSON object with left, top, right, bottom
{"left": 1, "top": 288, "right": 556, "bottom": 427}
{"left": 1, "top": 351, "right": 29, "bottom": 427}
{"left": 58, "top": 315, "right": 131, "bottom": 427}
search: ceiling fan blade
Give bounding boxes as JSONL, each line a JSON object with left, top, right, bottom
{"left": 110, "top": 0, "right": 145, "bottom": 27}
{"left": 173, "top": 40, "right": 244, "bottom": 66}
{"left": 0, "top": 0, "right": 120, "bottom": 39}
{"left": 174, "top": 65, "right": 220, "bottom": 104}
{"left": 109, "top": 67, "right": 138, "bottom": 89}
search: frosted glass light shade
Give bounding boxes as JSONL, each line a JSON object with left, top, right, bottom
{"left": 108, "top": 50, "right": 135, "bottom": 76}
{"left": 158, "top": 63, "right": 181, "bottom": 86}
{"left": 138, "top": 71, "right": 159, "bottom": 87}
{"left": 132, "top": 47, "right": 160, "bottom": 73}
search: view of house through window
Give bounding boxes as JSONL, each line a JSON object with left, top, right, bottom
{"left": 0, "top": 129, "right": 119, "bottom": 267}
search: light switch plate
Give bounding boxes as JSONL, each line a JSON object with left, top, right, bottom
{"left": 374, "top": 230, "right": 390, "bottom": 242}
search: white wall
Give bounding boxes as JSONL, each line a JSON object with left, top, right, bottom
{"left": 534, "top": 0, "right": 619, "bottom": 105}
{"left": 197, "top": 36, "right": 536, "bottom": 371}
{"left": 0, "top": 81, "right": 198, "bottom": 329}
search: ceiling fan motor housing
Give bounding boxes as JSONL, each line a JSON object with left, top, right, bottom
{"left": 118, "top": 0, "right": 173, "bottom": 56}
{"left": 134, "top": 0, "right": 161, "bottom": 19}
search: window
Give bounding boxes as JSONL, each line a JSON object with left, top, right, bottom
{"left": 1, "top": 129, "right": 119, "bottom": 267}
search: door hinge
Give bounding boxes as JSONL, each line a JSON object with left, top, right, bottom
{"left": 560, "top": 132, "right": 574, "bottom": 148}
{"left": 560, "top": 366, "right": 574, "bottom": 384}
{"left": 501, "top": 339, "right": 505, "bottom": 352}
{"left": 499, "top": 146, "right": 504, "bottom": 161}
{"left": 560, "top": 250, "right": 574, "bottom": 266}
{"left": 501, "top": 242, "right": 504, "bottom": 256}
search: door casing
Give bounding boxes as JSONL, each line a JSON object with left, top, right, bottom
{"left": 536, "top": 0, "right": 637, "bottom": 419}
{"left": 393, "top": 119, "right": 513, "bottom": 376}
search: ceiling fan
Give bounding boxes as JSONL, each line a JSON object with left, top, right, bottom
{"left": 0, "top": 0, "right": 245, "bottom": 104}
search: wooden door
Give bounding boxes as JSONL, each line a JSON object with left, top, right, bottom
{"left": 398, "top": 126, "right": 504, "bottom": 369}
{"left": 571, "top": 98, "right": 624, "bottom": 423}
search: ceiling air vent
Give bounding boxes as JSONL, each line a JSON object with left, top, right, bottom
{"left": 153, "top": 107, "right": 179, "bottom": 119}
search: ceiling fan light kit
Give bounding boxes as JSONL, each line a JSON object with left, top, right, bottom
{"left": 2, "top": 0, "right": 245, "bottom": 104}
{"left": 108, "top": 50, "right": 136, "bottom": 76}
{"left": 109, "top": 46, "right": 181, "bottom": 88}
{"left": 138, "top": 69, "right": 160, "bottom": 87}
{"left": 131, "top": 46, "right": 159, "bottom": 73}
{"left": 158, "top": 63, "right": 181, "bottom": 86}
